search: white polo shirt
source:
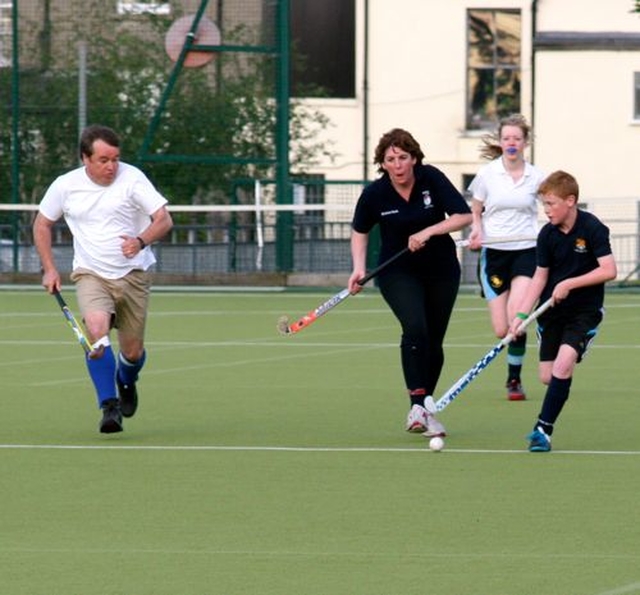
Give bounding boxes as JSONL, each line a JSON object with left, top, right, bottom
{"left": 39, "top": 162, "right": 168, "bottom": 279}
{"left": 468, "top": 158, "right": 545, "bottom": 250}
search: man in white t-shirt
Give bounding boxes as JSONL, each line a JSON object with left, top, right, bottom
{"left": 33, "top": 124, "right": 173, "bottom": 434}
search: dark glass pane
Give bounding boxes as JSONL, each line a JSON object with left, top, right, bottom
{"left": 496, "top": 69, "right": 521, "bottom": 117}
{"left": 467, "top": 68, "right": 496, "bottom": 129}
{"left": 290, "top": 0, "right": 355, "bottom": 98}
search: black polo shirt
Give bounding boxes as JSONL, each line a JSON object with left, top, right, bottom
{"left": 352, "top": 164, "right": 471, "bottom": 278}
{"left": 537, "top": 209, "right": 612, "bottom": 315}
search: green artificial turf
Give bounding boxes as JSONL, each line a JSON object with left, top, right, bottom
{"left": 1, "top": 288, "right": 638, "bottom": 595}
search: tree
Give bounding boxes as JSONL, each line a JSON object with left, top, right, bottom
{"left": 1, "top": 0, "right": 335, "bottom": 218}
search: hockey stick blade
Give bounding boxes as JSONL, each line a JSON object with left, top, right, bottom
{"left": 277, "top": 247, "right": 410, "bottom": 336}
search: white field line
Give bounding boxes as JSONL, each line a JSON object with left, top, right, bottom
{"left": 595, "top": 584, "right": 640, "bottom": 595}
{"left": 0, "top": 443, "right": 638, "bottom": 456}
{"left": 1, "top": 339, "right": 639, "bottom": 351}
{"left": 0, "top": 545, "right": 637, "bottom": 562}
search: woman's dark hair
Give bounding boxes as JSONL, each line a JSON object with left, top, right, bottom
{"left": 373, "top": 128, "right": 425, "bottom": 173}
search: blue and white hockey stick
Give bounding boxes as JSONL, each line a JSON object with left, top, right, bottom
{"left": 424, "top": 298, "right": 553, "bottom": 413}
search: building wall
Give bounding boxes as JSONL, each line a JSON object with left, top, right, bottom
{"left": 534, "top": 49, "right": 640, "bottom": 199}
{"left": 312, "top": 0, "right": 535, "bottom": 190}
{"left": 310, "top": 0, "right": 640, "bottom": 207}
{"left": 535, "top": 0, "right": 638, "bottom": 31}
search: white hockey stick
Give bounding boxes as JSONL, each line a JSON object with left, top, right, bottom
{"left": 457, "top": 235, "right": 537, "bottom": 248}
{"left": 424, "top": 298, "right": 553, "bottom": 414}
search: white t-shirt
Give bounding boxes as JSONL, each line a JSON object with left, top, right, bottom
{"left": 468, "top": 158, "right": 545, "bottom": 251}
{"left": 39, "top": 162, "right": 168, "bottom": 279}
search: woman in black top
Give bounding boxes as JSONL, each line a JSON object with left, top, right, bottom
{"left": 348, "top": 128, "right": 472, "bottom": 437}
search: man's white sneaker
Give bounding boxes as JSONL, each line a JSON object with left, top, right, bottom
{"left": 405, "top": 404, "right": 428, "bottom": 433}
{"left": 423, "top": 413, "right": 447, "bottom": 437}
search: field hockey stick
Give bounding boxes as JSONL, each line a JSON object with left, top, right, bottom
{"left": 277, "top": 247, "right": 410, "bottom": 335}
{"left": 52, "top": 289, "right": 104, "bottom": 359}
{"left": 276, "top": 235, "right": 538, "bottom": 335}
{"left": 424, "top": 297, "right": 553, "bottom": 414}
{"left": 456, "top": 235, "right": 538, "bottom": 248}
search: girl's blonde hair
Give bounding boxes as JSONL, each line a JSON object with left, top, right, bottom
{"left": 479, "top": 114, "right": 532, "bottom": 160}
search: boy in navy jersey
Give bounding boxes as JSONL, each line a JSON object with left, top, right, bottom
{"left": 508, "top": 170, "right": 617, "bottom": 452}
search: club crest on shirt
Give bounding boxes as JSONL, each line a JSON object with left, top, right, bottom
{"left": 574, "top": 238, "right": 587, "bottom": 253}
{"left": 490, "top": 275, "right": 503, "bottom": 289}
{"left": 422, "top": 190, "right": 433, "bottom": 209}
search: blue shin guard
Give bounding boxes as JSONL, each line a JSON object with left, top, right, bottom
{"left": 117, "top": 350, "right": 146, "bottom": 386}
{"left": 85, "top": 344, "right": 117, "bottom": 408}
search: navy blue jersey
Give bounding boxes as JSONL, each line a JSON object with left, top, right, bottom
{"left": 537, "top": 209, "right": 612, "bottom": 315}
{"left": 352, "top": 164, "right": 470, "bottom": 278}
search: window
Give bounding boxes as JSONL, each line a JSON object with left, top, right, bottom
{"left": 634, "top": 72, "right": 640, "bottom": 120}
{"left": 466, "top": 9, "right": 521, "bottom": 130}
{"left": 290, "top": 0, "right": 355, "bottom": 98}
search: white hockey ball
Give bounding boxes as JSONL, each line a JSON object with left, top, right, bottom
{"left": 429, "top": 437, "right": 445, "bottom": 452}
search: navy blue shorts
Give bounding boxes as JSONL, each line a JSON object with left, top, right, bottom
{"left": 478, "top": 247, "right": 536, "bottom": 300}
{"left": 537, "top": 308, "right": 604, "bottom": 363}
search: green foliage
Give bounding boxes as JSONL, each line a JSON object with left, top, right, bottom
{"left": 1, "top": 1, "right": 336, "bottom": 209}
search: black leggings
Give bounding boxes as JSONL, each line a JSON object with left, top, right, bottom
{"left": 378, "top": 272, "right": 460, "bottom": 396}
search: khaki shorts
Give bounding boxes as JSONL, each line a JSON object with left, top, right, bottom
{"left": 70, "top": 269, "right": 152, "bottom": 340}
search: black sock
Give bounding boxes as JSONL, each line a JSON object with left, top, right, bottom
{"left": 508, "top": 364, "right": 522, "bottom": 383}
{"left": 535, "top": 420, "right": 554, "bottom": 436}
{"left": 536, "top": 376, "right": 573, "bottom": 435}
{"left": 507, "top": 334, "right": 526, "bottom": 381}
{"left": 409, "top": 388, "right": 426, "bottom": 407}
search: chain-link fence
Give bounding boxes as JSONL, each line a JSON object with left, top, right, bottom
{"left": 2, "top": 0, "right": 340, "bottom": 272}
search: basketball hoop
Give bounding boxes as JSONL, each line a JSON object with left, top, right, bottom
{"left": 165, "top": 14, "right": 221, "bottom": 68}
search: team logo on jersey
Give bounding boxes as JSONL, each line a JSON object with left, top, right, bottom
{"left": 489, "top": 275, "right": 504, "bottom": 289}
{"left": 422, "top": 191, "right": 433, "bottom": 209}
{"left": 574, "top": 238, "right": 587, "bottom": 253}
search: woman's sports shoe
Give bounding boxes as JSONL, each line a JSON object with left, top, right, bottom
{"left": 405, "top": 404, "right": 428, "bottom": 433}
{"left": 423, "top": 413, "right": 447, "bottom": 438}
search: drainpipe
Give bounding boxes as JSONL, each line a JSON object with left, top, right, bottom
{"left": 530, "top": 0, "right": 538, "bottom": 163}
{"left": 363, "top": 0, "right": 369, "bottom": 181}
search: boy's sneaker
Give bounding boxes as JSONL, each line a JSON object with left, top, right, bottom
{"left": 527, "top": 427, "right": 551, "bottom": 452}
{"left": 100, "top": 398, "right": 123, "bottom": 434}
{"left": 423, "top": 413, "right": 447, "bottom": 438}
{"left": 405, "top": 404, "right": 428, "bottom": 433}
{"left": 506, "top": 379, "right": 526, "bottom": 401}
{"left": 117, "top": 378, "right": 138, "bottom": 418}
